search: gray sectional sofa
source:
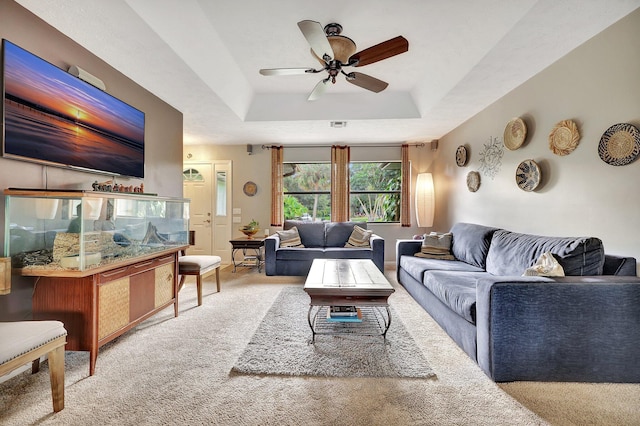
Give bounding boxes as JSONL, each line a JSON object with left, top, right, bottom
{"left": 264, "top": 220, "right": 384, "bottom": 276}
{"left": 396, "top": 222, "right": 640, "bottom": 383}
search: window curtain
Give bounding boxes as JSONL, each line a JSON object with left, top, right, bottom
{"left": 400, "top": 144, "right": 411, "bottom": 227}
{"left": 270, "top": 146, "right": 284, "bottom": 227}
{"left": 331, "top": 145, "right": 350, "bottom": 222}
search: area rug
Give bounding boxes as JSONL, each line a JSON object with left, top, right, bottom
{"left": 231, "top": 286, "right": 436, "bottom": 379}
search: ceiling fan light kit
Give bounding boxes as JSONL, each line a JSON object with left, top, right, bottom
{"left": 260, "top": 20, "right": 409, "bottom": 101}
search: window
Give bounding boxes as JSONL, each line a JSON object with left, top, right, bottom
{"left": 283, "top": 163, "right": 331, "bottom": 221}
{"left": 283, "top": 161, "right": 402, "bottom": 223}
{"left": 350, "top": 162, "right": 401, "bottom": 223}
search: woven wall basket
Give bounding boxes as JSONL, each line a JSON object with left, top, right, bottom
{"left": 549, "top": 119, "right": 580, "bottom": 156}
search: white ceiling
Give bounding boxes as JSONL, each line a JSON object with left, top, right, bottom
{"left": 15, "top": 0, "right": 640, "bottom": 146}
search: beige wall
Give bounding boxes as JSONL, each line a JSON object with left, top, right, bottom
{"left": 431, "top": 9, "right": 640, "bottom": 273}
{"left": 0, "top": 0, "right": 184, "bottom": 320}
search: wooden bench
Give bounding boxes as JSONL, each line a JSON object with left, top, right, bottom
{"left": 0, "top": 321, "right": 67, "bottom": 412}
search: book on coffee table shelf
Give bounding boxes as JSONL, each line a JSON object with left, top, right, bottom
{"left": 326, "top": 307, "right": 363, "bottom": 322}
{"left": 329, "top": 306, "right": 358, "bottom": 317}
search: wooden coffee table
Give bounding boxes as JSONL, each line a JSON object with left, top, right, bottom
{"left": 303, "top": 259, "right": 395, "bottom": 343}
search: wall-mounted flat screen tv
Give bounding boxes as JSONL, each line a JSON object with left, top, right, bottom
{"left": 1, "top": 39, "right": 145, "bottom": 178}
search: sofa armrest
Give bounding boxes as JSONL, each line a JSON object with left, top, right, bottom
{"left": 370, "top": 234, "right": 385, "bottom": 272}
{"left": 395, "top": 239, "right": 422, "bottom": 279}
{"left": 264, "top": 234, "right": 280, "bottom": 276}
{"left": 604, "top": 254, "right": 638, "bottom": 276}
{"left": 476, "top": 276, "right": 640, "bottom": 382}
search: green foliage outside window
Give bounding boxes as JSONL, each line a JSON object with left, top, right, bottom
{"left": 283, "top": 161, "right": 401, "bottom": 223}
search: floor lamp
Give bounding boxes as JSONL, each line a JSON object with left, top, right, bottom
{"left": 415, "top": 173, "right": 434, "bottom": 228}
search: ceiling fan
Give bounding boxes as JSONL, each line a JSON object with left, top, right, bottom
{"left": 259, "top": 20, "right": 409, "bottom": 101}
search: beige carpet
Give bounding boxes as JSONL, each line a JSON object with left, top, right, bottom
{"left": 231, "top": 287, "right": 435, "bottom": 379}
{"left": 0, "top": 265, "right": 638, "bottom": 425}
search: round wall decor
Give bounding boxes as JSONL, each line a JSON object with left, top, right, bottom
{"left": 243, "top": 181, "right": 258, "bottom": 196}
{"left": 598, "top": 123, "right": 640, "bottom": 166}
{"left": 503, "top": 117, "right": 527, "bottom": 150}
{"left": 455, "top": 145, "right": 468, "bottom": 167}
{"left": 466, "top": 171, "right": 480, "bottom": 192}
{"left": 515, "top": 159, "right": 541, "bottom": 192}
{"left": 549, "top": 119, "right": 580, "bottom": 156}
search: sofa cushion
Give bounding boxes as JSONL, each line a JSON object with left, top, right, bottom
{"left": 325, "top": 222, "right": 366, "bottom": 247}
{"left": 277, "top": 227, "right": 304, "bottom": 248}
{"left": 345, "top": 225, "right": 373, "bottom": 248}
{"left": 450, "top": 223, "right": 499, "bottom": 269}
{"left": 485, "top": 230, "right": 605, "bottom": 276}
{"left": 275, "top": 247, "right": 325, "bottom": 261}
{"left": 284, "top": 220, "right": 325, "bottom": 248}
{"left": 423, "top": 271, "right": 483, "bottom": 324}
{"left": 400, "top": 255, "right": 484, "bottom": 283}
{"left": 324, "top": 247, "right": 373, "bottom": 260}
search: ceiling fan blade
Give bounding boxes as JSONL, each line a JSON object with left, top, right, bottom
{"left": 298, "top": 20, "right": 334, "bottom": 62}
{"left": 346, "top": 72, "right": 389, "bottom": 93}
{"left": 351, "top": 36, "right": 409, "bottom": 67}
{"left": 307, "top": 79, "right": 328, "bottom": 101}
{"left": 259, "top": 68, "right": 315, "bottom": 76}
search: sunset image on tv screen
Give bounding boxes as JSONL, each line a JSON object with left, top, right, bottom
{"left": 2, "top": 40, "right": 145, "bottom": 178}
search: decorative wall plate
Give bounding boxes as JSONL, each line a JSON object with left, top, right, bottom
{"left": 243, "top": 181, "right": 258, "bottom": 196}
{"left": 598, "top": 123, "right": 640, "bottom": 166}
{"left": 455, "top": 145, "right": 468, "bottom": 167}
{"left": 466, "top": 171, "right": 480, "bottom": 192}
{"left": 515, "top": 159, "right": 541, "bottom": 192}
{"left": 503, "top": 117, "right": 527, "bottom": 150}
{"left": 549, "top": 119, "right": 580, "bottom": 156}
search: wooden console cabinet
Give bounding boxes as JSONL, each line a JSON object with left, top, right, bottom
{"left": 31, "top": 249, "right": 183, "bottom": 376}
{"left": 4, "top": 189, "right": 191, "bottom": 375}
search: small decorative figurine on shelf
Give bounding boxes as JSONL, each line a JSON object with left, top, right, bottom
{"left": 92, "top": 180, "right": 145, "bottom": 194}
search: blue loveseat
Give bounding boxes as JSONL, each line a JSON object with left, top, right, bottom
{"left": 396, "top": 222, "right": 640, "bottom": 383}
{"left": 264, "top": 220, "right": 384, "bottom": 276}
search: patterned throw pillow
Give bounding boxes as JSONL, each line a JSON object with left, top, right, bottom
{"left": 415, "top": 232, "right": 455, "bottom": 260}
{"left": 277, "top": 226, "right": 304, "bottom": 248}
{"left": 345, "top": 225, "right": 373, "bottom": 248}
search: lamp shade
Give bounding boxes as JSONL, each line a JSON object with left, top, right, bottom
{"left": 415, "top": 173, "right": 434, "bottom": 228}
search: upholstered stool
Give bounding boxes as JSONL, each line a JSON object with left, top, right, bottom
{"left": 178, "top": 255, "right": 222, "bottom": 306}
{"left": 0, "top": 321, "right": 67, "bottom": 412}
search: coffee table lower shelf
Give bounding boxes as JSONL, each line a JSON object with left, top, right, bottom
{"left": 307, "top": 305, "right": 391, "bottom": 344}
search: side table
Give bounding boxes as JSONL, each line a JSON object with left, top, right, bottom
{"left": 229, "top": 237, "right": 265, "bottom": 272}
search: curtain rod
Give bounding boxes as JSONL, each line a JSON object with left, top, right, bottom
{"left": 261, "top": 142, "right": 431, "bottom": 150}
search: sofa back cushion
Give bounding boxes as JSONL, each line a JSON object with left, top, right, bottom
{"left": 284, "top": 220, "right": 326, "bottom": 248}
{"left": 450, "top": 223, "right": 499, "bottom": 269}
{"left": 326, "top": 222, "right": 366, "bottom": 247}
{"left": 485, "top": 230, "right": 605, "bottom": 276}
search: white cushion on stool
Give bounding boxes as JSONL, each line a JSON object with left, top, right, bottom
{"left": 178, "top": 255, "right": 221, "bottom": 273}
{"left": 0, "top": 321, "right": 67, "bottom": 365}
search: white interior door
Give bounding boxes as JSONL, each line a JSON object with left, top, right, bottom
{"left": 183, "top": 163, "right": 213, "bottom": 255}
{"left": 212, "top": 162, "right": 232, "bottom": 262}
{"left": 183, "top": 161, "right": 232, "bottom": 263}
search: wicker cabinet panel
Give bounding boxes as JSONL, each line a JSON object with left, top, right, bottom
{"left": 98, "top": 277, "right": 130, "bottom": 340}
{"left": 155, "top": 262, "right": 175, "bottom": 308}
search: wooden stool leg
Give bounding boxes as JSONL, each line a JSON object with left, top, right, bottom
{"left": 215, "top": 267, "right": 221, "bottom": 293}
{"left": 32, "top": 357, "right": 41, "bottom": 374}
{"left": 196, "top": 275, "right": 203, "bottom": 306}
{"left": 48, "top": 345, "right": 65, "bottom": 412}
{"left": 178, "top": 274, "right": 186, "bottom": 292}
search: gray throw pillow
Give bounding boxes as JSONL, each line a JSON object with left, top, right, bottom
{"left": 277, "top": 227, "right": 304, "bottom": 248}
{"left": 345, "top": 225, "right": 373, "bottom": 248}
{"left": 415, "top": 232, "right": 455, "bottom": 260}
